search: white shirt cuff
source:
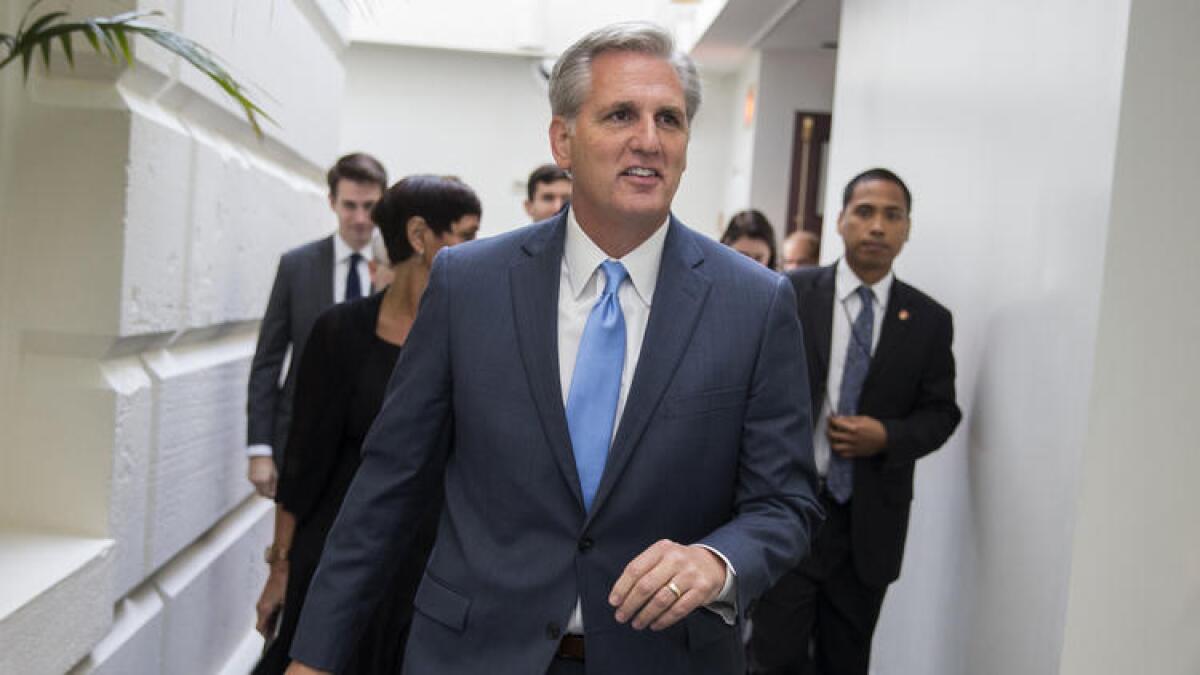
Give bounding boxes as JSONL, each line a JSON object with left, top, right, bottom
{"left": 247, "top": 444, "right": 273, "bottom": 458}
{"left": 695, "top": 544, "right": 738, "bottom": 625}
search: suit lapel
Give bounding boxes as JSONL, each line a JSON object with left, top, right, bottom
{"left": 509, "top": 217, "right": 583, "bottom": 508}
{"left": 866, "top": 279, "right": 913, "bottom": 384}
{"left": 803, "top": 265, "right": 836, "bottom": 411}
{"left": 587, "top": 219, "right": 710, "bottom": 524}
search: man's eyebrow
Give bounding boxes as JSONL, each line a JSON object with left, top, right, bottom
{"left": 598, "top": 100, "right": 636, "bottom": 113}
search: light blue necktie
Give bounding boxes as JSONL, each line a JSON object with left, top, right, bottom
{"left": 566, "top": 260, "right": 628, "bottom": 512}
{"left": 828, "top": 285, "right": 874, "bottom": 503}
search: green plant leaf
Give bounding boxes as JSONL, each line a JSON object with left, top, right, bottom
{"left": 23, "top": 10, "right": 66, "bottom": 40}
{"left": 38, "top": 34, "right": 51, "bottom": 69}
{"left": 110, "top": 26, "right": 133, "bottom": 65}
{"left": 2, "top": 4, "right": 273, "bottom": 139}
{"left": 58, "top": 32, "right": 74, "bottom": 68}
{"left": 16, "top": 0, "right": 50, "bottom": 37}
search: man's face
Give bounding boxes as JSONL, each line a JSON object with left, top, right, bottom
{"left": 525, "top": 179, "right": 573, "bottom": 221}
{"left": 330, "top": 179, "right": 383, "bottom": 250}
{"left": 782, "top": 237, "right": 819, "bottom": 270}
{"left": 550, "top": 50, "right": 688, "bottom": 233}
{"left": 837, "top": 179, "right": 910, "bottom": 277}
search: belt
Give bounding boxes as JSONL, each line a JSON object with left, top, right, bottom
{"left": 556, "top": 634, "right": 585, "bottom": 661}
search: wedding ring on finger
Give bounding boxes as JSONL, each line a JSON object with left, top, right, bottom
{"left": 666, "top": 581, "right": 683, "bottom": 601}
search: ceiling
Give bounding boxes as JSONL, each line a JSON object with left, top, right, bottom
{"left": 691, "top": 0, "right": 841, "bottom": 71}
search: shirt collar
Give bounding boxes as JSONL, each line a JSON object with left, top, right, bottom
{"left": 835, "top": 258, "right": 894, "bottom": 308}
{"left": 564, "top": 208, "right": 668, "bottom": 307}
{"left": 333, "top": 231, "right": 372, "bottom": 262}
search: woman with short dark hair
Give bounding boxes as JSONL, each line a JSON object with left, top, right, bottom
{"left": 253, "top": 175, "right": 480, "bottom": 674}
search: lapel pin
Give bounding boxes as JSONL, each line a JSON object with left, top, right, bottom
{"left": 898, "top": 309, "right": 910, "bottom": 321}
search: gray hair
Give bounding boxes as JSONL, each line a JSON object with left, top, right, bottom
{"left": 549, "top": 22, "right": 702, "bottom": 124}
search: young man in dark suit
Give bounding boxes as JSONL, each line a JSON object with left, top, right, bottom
{"left": 245, "top": 153, "right": 387, "bottom": 500}
{"left": 748, "top": 168, "right": 962, "bottom": 675}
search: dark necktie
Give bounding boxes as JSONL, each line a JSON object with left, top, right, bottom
{"left": 345, "top": 252, "right": 363, "bottom": 301}
{"left": 565, "top": 260, "right": 628, "bottom": 512}
{"left": 828, "top": 285, "right": 874, "bottom": 503}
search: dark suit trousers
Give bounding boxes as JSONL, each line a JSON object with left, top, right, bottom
{"left": 747, "top": 494, "right": 887, "bottom": 675}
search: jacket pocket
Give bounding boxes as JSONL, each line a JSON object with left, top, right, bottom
{"left": 413, "top": 572, "right": 470, "bottom": 633}
{"left": 663, "top": 387, "right": 747, "bottom": 419}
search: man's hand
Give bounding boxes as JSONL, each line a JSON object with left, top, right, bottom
{"left": 248, "top": 456, "right": 278, "bottom": 498}
{"left": 827, "top": 415, "right": 887, "bottom": 458}
{"left": 608, "top": 539, "right": 726, "bottom": 631}
{"left": 255, "top": 562, "right": 288, "bottom": 638}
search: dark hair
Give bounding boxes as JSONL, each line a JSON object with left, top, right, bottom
{"left": 720, "top": 209, "right": 778, "bottom": 270}
{"left": 526, "top": 164, "right": 572, "bottom": 201}
{"left": 327, "top": 152, "right": 388, "bottom": 197}
{"left": 371, "top": 175, "right": 482, "bottom": 264}
{"left": 842, "top": 168, "right": 912, "bottom": 214}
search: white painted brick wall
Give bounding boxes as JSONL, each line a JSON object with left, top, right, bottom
{"left": 0, "top": 1, "right": 350, "bottom": 672}
{"left": 143, "top": 338, "right": 256, "bottom": 571}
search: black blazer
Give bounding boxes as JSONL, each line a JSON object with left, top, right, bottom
{"left": 789, "top": 263, "right": 961, "bottom": 585}
{"left": 276, "top": 292, "right": 384, "bottom": 525}
{"left": 247, "top": 235, "right": 336, "bottom": 464}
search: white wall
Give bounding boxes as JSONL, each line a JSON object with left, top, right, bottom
{"left": 340, "top": 42, "right": 736, "bottom": 239}
{"left": 0, "top": 1, "right": 350, "bottom": 672}
{"left": 823, "top": 1, "right": 1132, "bottom": 673}
{"left": 720, "top": 52, "right": 762, "bottom": 229}
{"left": 1058, "top": 1, "right": 1200, "bottom": 673}
{"left": 750, "top": 48, "right": 837, "bottom": 237}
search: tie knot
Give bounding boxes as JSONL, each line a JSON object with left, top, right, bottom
{"left": 856, "top": 285, "right": 874, "bottom": 305}
{"left": 599, "top": 260, "right": 628, "bottom": 298}
{"left": 349, "top": 252, "right": 362, "bottom": 264}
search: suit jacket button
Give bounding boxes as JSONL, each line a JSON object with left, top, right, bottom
{"left": 546, "top": 622, "right": 562, "bottom": 640}
{"left": 578, "top": 537, "right": 594, "bottom": 552}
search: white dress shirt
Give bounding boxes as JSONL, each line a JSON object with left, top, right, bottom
{"left": 246, "top": 232, "right": 373, "bottom": 459}
{"left": 558, "top": 209, "right": 735, "bottom": 634}
{"left": 813, "top": 260, "right": 894, "bottom": 476}
{"left": 333, "top": 232, "right": 372, "bottom": 302}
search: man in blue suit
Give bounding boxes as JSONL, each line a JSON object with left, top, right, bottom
{"left": 286, "top": 22, "right": 822, "bottom": 675}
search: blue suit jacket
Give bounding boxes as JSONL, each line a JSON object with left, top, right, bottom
{"left": 292, "top": 214, "right": 822, "bottom": 674}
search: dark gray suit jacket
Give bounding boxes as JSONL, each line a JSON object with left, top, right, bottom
{"left": 291, "top": 214, "right": 823, "bottom": 674}
{"left": 788, "top": 263, "right": 960, "bottom": 585}
{"left": 247, "top": 235, "right": 335, "bottom": 464}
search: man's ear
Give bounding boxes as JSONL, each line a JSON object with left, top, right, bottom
{"left": 549, "top": 117, "right": 572, "bottom": 169}
{"left": 836, "top": 210, "right": 847, "bottom": 236}
{"left": 406, "top": 216, "right": 428, "bottom": 255}
{"left": 523, "top": 200, "right": 535, "bottom": 219}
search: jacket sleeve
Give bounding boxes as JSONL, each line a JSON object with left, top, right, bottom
{"left": 247, "top": 254, "right": 294, "bottom": 449}
{"left": 289, "top": 247, "right": 456, "bottom": 672}
{"left": 275, "top": 307, "right": 342, "bottom": 523}
{"left": 699, "top": 273, "right": 824, "bottom": 610}
{"left": 881, "top": 308, "right": 962, "bottom": 466}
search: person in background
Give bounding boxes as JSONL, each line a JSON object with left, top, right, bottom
{"left": 748, "top": 168, "right": 961, "bottom": 675}
{"left": 720, "top": 209, "right": 778, "bottom": 269}
{"left": 782, "top": 229, "right": 821, "bottom": 270}
{"left": 524, "top": 163, "right": 573, "bottom": 222}
{"left": 253, "top": 175, "right": 481, "bottom": 675}
{"left": 246, "top": 153, "right": 387, "bottom": 499}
